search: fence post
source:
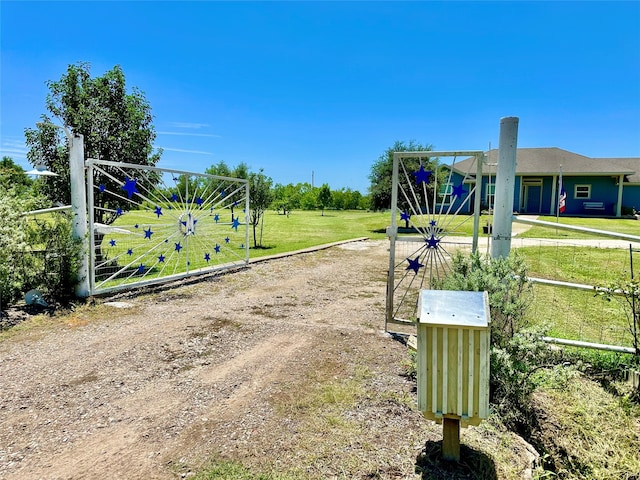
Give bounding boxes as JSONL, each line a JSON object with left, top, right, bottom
{"left": 70, "top": 133, "right": 89, "bottom": 298}
{"left": 491, "top": 117, "right": 519, "bottom": 259}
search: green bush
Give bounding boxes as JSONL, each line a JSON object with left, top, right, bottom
{"left": 0, "top": 186, "right": 81, "bottom": 309}
{"left": 434, "top": 251, "right": 554, "bottom": 431}
{"left": 0, "top": 188, "right": 32, "bottom": 306}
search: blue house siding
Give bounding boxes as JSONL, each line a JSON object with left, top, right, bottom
{"left": 438, "top": 165, "right": 636, "bottom": 217}
{"left": 622, "top": 185, "right": 640, "bottom": 212}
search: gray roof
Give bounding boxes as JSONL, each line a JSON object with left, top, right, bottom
{"left": 452, "top": 147, "right": 640, "bottom": 183}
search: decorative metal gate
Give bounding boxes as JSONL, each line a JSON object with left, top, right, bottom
{"left": 385, "top": 151, "right": 484, "bottom": 330}
{"left": 87, "top": 159, "right": 249, "bottom": 295}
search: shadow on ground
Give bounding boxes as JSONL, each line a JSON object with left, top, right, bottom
{"left": 415, "top": 440, "right": 498, "bottom": 480}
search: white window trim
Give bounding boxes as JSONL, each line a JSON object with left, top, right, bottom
{"left": 439, "top": 182, "right": 453, "bottom": 205}
{"left": 574, "top": 184, "right": 591, "bottom": 199}
{"left": 485, "top": 183, "right": 495, "bottom": 203}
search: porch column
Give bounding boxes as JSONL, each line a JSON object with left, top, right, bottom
{"left": 616, "top": 175, "right": 624, "bottom": 217}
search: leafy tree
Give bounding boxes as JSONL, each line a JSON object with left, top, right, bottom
{"left": 247, "top": 169, "right": 273, "bottom": 248}
{"left": 333, "top": 187, "right": 365, "bottom": 210}
{"left": 24, "top": 63, "right": 162, "bottom": 226}
{"left": 272, "top": 183, "right": 301, "bottom": 215}
{"left": 0, "top": 157, "right": 32, "bottom": 194}
{"left": 317, "top": 183, "right": 332, "bottom": 215}
{"left": 299, "top": 183, "right": 317, "bottom": 210}
{"left": 368, "top": 140, "right": 437, "bottom": 212}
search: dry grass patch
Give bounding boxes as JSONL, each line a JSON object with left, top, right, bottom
{"left": 532, "top": 373, "right": 640, "bottom": 479}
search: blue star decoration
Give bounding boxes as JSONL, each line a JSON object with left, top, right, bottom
{"left": 134, "top": 223, "right": 139, "bottom": 229}
{"left": 214, "top": 244, "right": 221, "bottom": 253}
{"left": 175, "top": 242, "right": 183, "bottom": 252}
{"left": 171, "top": 193, "right": 178, "bottom": 202}
{"left": 400, "top": 211, "right": 411, "bottom": 222}
{"left": 204, "top": 253, "right": 211, "bottom": 262}
{"left": 406, "top": 256, "right": 424, "bottom": 274}
{"left": 122, "top": 177, "right": 139, "bottom": 199}
{"left": 127, "top": 248, "right": 133, "bottom": 256}
{"left": 231, "top": 218, "right": 240, "bottom": 230}
{"left": 221, "top": 189, "right": 226, "bottom": 197}
{"left": 225, "top": 236, "right": 230, "bottom": 244}
{"left": 214, "top": 214, "right": 220, "bottom": 223}
{"left": 144, "top": 227, "right": 153, "bottom": 239}
{"left": 137, "top": 264, "right": 146, "bottom": 274}
{"left": 154, "top": 206, "right": 163, "bottom": 218}
{"left": 116, "top": 208, "right": 123, "bottom": 217}
{"left": 425, "top": 235, "right": 440, "bottom": 249}
{"left": 196, "top": 197, "right": 204, "bottom": 207}
{"left": 429, "top": 220, "right": 437, "bottom": 227}
{"left": 158, "top": 254, "right": 165, "bottom": 263}
{"left": 99, "top": 184, "right": 106, "bottom": 192}
{"left": 109, "top": 239, "right": 116, "bottom": 247}
{"left": 413, "top": 165, "right": 432, "bottom": 185}
{"left": 451, "top": 183, "right": 467, "bottom": 198}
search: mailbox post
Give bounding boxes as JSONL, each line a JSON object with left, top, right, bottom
{"left": 417, "top": 290, "right": 491, "bottom": 462}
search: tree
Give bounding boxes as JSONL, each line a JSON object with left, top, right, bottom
{"left": 272, "top": 183, "right": 301, "bottom": 215}
{"left": 0, "top": 157, "right": 32, "bottom": 194}
{"left": 247, "top": 169, "right": 273, "bottom": 248}
{"left": 24, "top": 63, "right": 162, "bottom": 226}
{"left": 368, "top": 140, "right": 436, "bottom": 212}
{"left": 317, "top": 183, "right": 332, "bottom": 215}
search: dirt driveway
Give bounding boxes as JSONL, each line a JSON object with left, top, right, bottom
{"left": 0, "top": 239, "right": 534, "bottom": 479}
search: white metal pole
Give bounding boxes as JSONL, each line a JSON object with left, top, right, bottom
{"left": 490, "top": 117, "right": 519, "bottom": 259}
{"left": 471, "top": 153, "right": 483, "bottom": 253}
{"left": 385, "top": 152, "right": 400, "bottom": 329}
{"left": 69, "top": 133, "right": 90, "bottom": 298}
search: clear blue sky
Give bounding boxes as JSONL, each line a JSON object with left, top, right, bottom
{"left": 2, "top": 1, "right": 639, "bottom": 193}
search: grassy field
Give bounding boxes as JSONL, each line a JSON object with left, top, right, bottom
{"left": 250, "top": 210, "right": 389, "bottom": 257}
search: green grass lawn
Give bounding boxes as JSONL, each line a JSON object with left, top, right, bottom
{"left": 249, "top": 209, "right": 390, "bottom": 257}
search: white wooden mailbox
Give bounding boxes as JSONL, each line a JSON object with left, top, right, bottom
{"left": 416, "top": 290, "right": 491, "bottom": 460}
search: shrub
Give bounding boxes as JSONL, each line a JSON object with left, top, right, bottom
{"left": 0, "top": 188, "right": 33, "bottom": 306}
{"left": 0, "top": 186, "right": 81, "bottom": 310}
{"left": 434, "top": 251, "right": 554, "bottom": 431}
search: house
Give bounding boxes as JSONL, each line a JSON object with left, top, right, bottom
{"left": 447, "top": 148, "right": 640, "bottom": 217}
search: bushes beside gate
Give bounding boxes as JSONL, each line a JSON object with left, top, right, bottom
{"left": 0, "top": 187, "right": 81, "bottom": 310}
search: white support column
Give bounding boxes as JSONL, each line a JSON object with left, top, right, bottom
{"left": 491, "top": 117, "right": 519, "bottom": 259}
{"left": 616, "top": 175, "right": 624, "bottom": 217}
{"left": 69, "top": 133, "right": 89, "bottom": 298}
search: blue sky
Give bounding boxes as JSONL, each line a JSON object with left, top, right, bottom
{"left": 1, "top": 1, "right": 639, "bottom": 194}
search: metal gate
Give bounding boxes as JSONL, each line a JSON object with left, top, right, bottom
{"left": 385, "top": 151, "right": 484, "bottom": 330}
{"left": 87, "top": 159, "right": 249, "bottom": 295}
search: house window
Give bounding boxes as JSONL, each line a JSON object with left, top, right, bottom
{"left": 485, "top": 183, "right": 495, "bottom": 207}
{"left": 574, "top": 184, "right": 591, "bottom": 199}
{"left": 439, "top": 182, "right": 453, "bottom": 204}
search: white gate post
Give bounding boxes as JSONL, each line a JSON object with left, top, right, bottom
{"left": 491, "top": 117, "right": 519, "bottom": 259}
{"left": 69, "top": 133, "right": 90, "bottom": 298}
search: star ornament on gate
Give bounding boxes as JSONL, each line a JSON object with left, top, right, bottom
{"left": 122, "top": 177, "right": 139, "bottom": 199}
{"left": 425, "top": 234, "right": 440, "bottom": 249}
{"left": 413, "top": 165, "right": 432, "bottom": 185}
{"left": 451, "top": 183, "right": 467, "bottom": 198}
{"left": 231, "top": 217, "right": 241, "bottom": 230}
{"left": 406, "top": 256, "right": 424, "bottom": 274}
{"left": 400, "top": 211, "right": 411, "bottom": 222}
{"left": 144, "top": 227, "right": 153, "bottom": 239}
